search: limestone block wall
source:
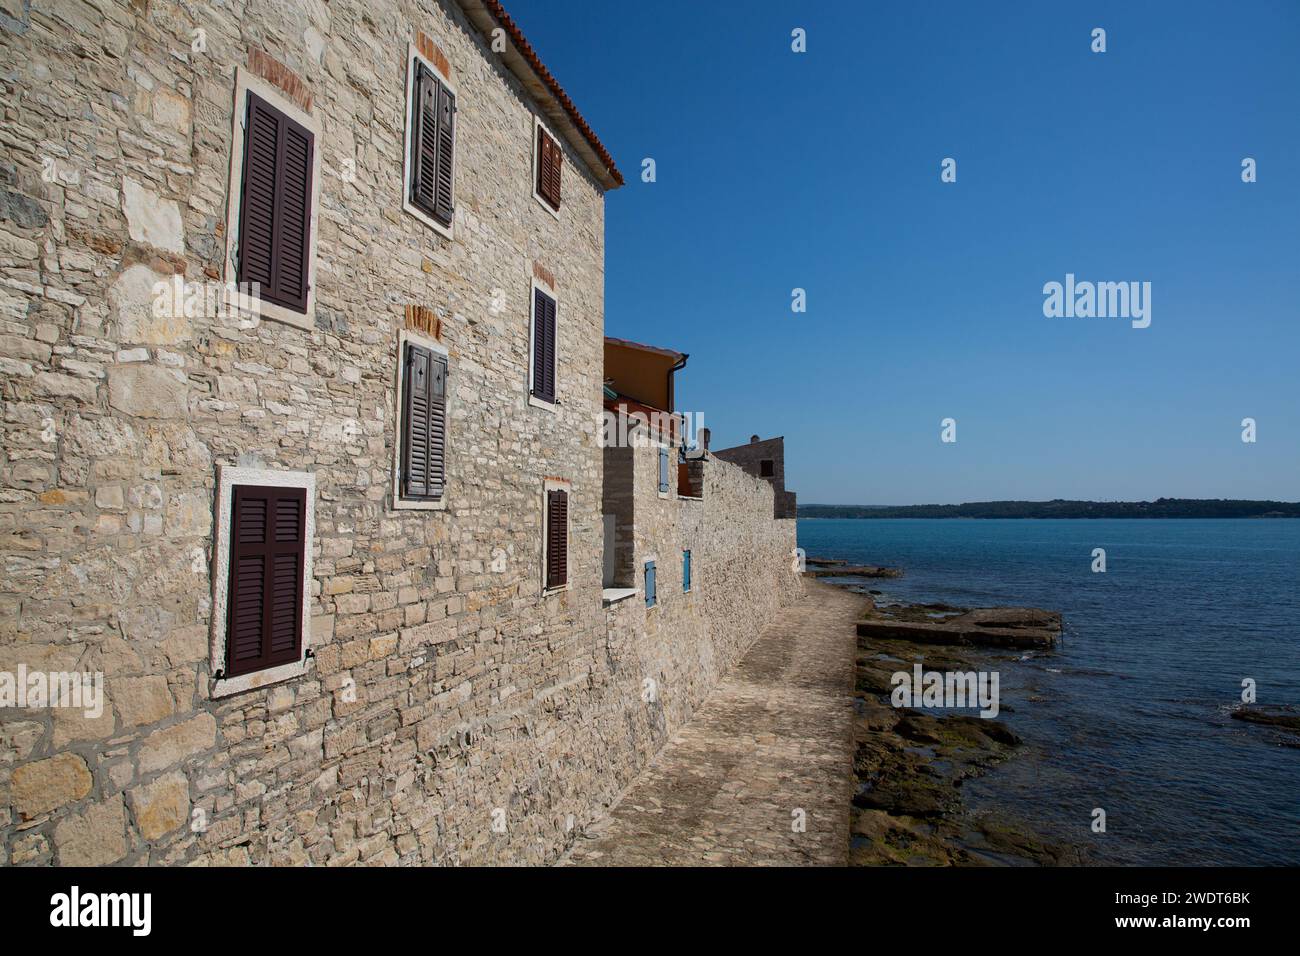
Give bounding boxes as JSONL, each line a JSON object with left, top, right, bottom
{"left": 600, "top": 440, "right": 802, "bottom": 756}
{"left": 0, "top": 0, "right": 631, "bottom": 866}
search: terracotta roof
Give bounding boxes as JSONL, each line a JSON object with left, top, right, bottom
{"left": 604, "top": 393, "right": 682, "bottom": 443}
{"left": 455, "top": 0, "right": 624, "bottom": 189}
{"left": 604, "top": 336, "right": 687, "bottom": 363}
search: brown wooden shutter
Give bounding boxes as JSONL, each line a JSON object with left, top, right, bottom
{"left": 409, "top": 62, "right": 454, "bottom": 227}
{"left": 401, "top": 343, "right": 447, "bottom": 499}
{"left": 537, "top": 125, "right": 561, "bottom": 210}
{"left": 226, "top": 485, "right": 306, "bottom": 677}
{"left": 532, "top": 288, "right": 557, "bottom": 403}
{"left": 237, "top": 95, "right": 278, "bottom": 296}
{"left": 546, "top": 488, "right": 568, "bottom": 589}
{"left": 410, "top": 61, "right": 439, "bottom": 218}
{"left": 237, "top": 91, "right": 314, "bottom": 313}
{"left": 433, "top": 80, "right": 456, "bottom": 226}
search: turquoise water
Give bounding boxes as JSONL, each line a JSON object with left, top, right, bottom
{"left": 798, "top": 518, "right": 1300, "bottom": 865}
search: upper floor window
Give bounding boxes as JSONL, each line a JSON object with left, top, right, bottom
{"left": 533, "top": 116, "right": 562, "bottom": 215}
{"left": 403, "top": 47, "right": 456, "bottom": 236}
{"left": 658, "top": 447, "right": 670, "bottom": 495}
{"left": 223, "top": 69, "right": 322, "bottom": 330}
{"left": 760, "top": 459, "right": 775, "bottom": 478}
{"left": 543, "top": 479, "right": 570, "bottom": 592}
{"left": 394, "top": 331, "right": 448, "bottom": 508}
{"left": 529, "top": 282, "right": 557, "bottom": 408}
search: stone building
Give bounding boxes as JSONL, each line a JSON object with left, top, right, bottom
{"left": 0, "top": 0, "right": 799, "bottom": 866}
{"left": 713, "top": 435, "right": 797, "bottom": 519}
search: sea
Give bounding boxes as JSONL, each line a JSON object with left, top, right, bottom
{"left": 797, "top": 518, "right": 1300, "bottom": 865}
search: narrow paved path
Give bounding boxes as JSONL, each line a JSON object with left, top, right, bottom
{"left": 564, "top": 579, "right": 864, "bottom": 866}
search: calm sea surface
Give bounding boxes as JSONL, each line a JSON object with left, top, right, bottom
{"left": 797, "top": 518, "right": 1300, "bottom": 865}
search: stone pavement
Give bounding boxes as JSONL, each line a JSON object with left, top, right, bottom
{"left": 563, "top": 579, "right": 864, "bottom": 866}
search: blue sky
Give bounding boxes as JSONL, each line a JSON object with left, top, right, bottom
{"left": 508, "top": 0, "right": 1300, "bottom": 504}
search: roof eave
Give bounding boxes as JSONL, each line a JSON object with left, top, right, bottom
{"left": 455, "top": 0, "right": 624, "bottom": 190}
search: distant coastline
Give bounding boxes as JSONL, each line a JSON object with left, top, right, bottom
{"left": 799, "top": 498, "right": 1300, "bottom": 520}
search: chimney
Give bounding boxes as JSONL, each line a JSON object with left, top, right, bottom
{"left": 701, "top": 427, "right": 711, "bottom": 450}
{"left": 750, "top": 434, "right": 760, "bottom": 444}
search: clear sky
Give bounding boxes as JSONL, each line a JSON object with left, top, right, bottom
{"left": 507, "top": 0, "right": 1300, "bottom": 505}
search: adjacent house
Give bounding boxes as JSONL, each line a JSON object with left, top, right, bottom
{"left": 0, "top": 0, "right": 799, "bottom": 866}
{"left": 713, "top": 435, "right": 798, "bottom": 519}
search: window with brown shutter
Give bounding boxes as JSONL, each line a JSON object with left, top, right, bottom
{"left": 531, "top": 287, "right": 557, "bottom": 404}
{"left": 536, "top": 124, "right": 562, "bottom": 210}
{"left": 409, "top": 59, "right": 455, "bottom": 228}
{"left": 225, "top": 484, "right": 307, "bottom": 677}
{"left": 400, "top": 341, "right": 447, "bottom": 501}
{"left": 236, "top": 91, "right": 314, "bottom": 313}
{"left": 545, "top": 488, "right": 568, "bottom": 589}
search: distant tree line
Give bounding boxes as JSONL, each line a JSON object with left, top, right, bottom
{"left": 798, "top": 499, "right": 1300, "bottom": 519}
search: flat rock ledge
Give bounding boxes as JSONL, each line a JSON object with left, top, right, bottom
{"left": 857, "top": 604, "right": 1062, "bottom": 649}
{"left": 804, "top": 559, "right": 903, "bottom": 579}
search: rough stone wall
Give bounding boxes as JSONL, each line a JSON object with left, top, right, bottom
{"left": 0, "top": 0, "right": 623, "bottom": 866}
{"left": 0, "top": 0, "right": 800, "bottom": 867}
{"left": 600, "top": 444, "right": 634, "bottom": 588}
{"left": 601, "top": 440, "right": 802, "bottom": 747}
{"left": 712, "top": 435, "right": 797, "bottom": 519}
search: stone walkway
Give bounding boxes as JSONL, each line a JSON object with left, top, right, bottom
{"left": 564, "top": 579, "right": 864, "bottom": 866}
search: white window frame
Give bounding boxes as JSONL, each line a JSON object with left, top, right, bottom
{"left": 221, "top": 67, "right": 324, "bottom": 332}
{"left": 527, "top": 276, "right": 558, "bottom": 412}
{"left": 541, "top": 477, "right": 572, "bottom": 594}
{"left": 209, "top": 465, "right": 317, "bottom": 699}
{"left": 392, "top": 328, "right": 450, "bottom": 511}
{"left": 531, "top": 114, "right": 562, "bottom": 221}
{"left": 402, "top": 42, "right": 456, "bottom": 241}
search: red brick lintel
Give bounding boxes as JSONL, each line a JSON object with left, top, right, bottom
{"left": 247, "top": 47, "right": 313, "bottom": 113}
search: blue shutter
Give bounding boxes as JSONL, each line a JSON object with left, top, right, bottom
{"left": 645, "top": 561, "right": 656, "bottom": 608}
{"left": 658, "top": 448, "right": 669, "bottom": 493}
{"left": 683, "top": 550, "right": 691, "bottom": 592}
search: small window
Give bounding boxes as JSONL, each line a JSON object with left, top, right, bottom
{"left": 682, "top": 550, "right": 691, "bottom": 593}
{"left": 645, "top": 560, "right": 657, "bottom": 608}
{"left": 530, "top": 285, "right": 557, "bottom": 406}
{"left": 404, "top": 50, "right": 456, "bottom": 233}
{"left": 398, "top": 339, "right": 447, "bottom": 502}
{"left": 658, "top": 447, "right": 670, "bottom": 494}
{"left": 544, "top": 481, "right": 569, "bottom": 591}
{"left": 759, "top": 459, "right": 775, "bottom": 478}
{"left": 534, "top": 119, "right": 562, "bottom": 212}
{"left": 225, "top": 485, "right": 307, "bottom": 677}
{"left": 235, "top": 91, "right": 315, "bottom": 314}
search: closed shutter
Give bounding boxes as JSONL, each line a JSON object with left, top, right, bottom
{"left": 401, "top": 342, "right": 446, "bottom": 500}
{"left": 537, "top": 125, "right": 561, "bottom": 210}
{"left": 434, "top": 80, "right": 456, "bottom": 225}
{"left": 658, "top": 448, "right": 669, "bottom": 493}
{"left": 532, "top": 288, "right": 556, "bottom": 403}
{"left": 546, "top": 488, "right": 568, "bottom": 589}
{"left": 236, "top": 92, "right": 314, "bottom": 313}
{"left": 645, "top": 560, "right": 656, "bottom": 608}
{"left": 410, "top": 61, "right": 455, "bottom": 227}
{"left": 410, "top": 62, "right": 438, "bottom": 216}
{"left": 683, "top": 550, "right": 691, "bottom": 592}
{"left": 226, "top": 485, "right": 306, "bottom": 677}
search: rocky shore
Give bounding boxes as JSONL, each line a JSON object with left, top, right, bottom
{"left": 819, "top": 569, "right": 1082, "bottom": 865}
